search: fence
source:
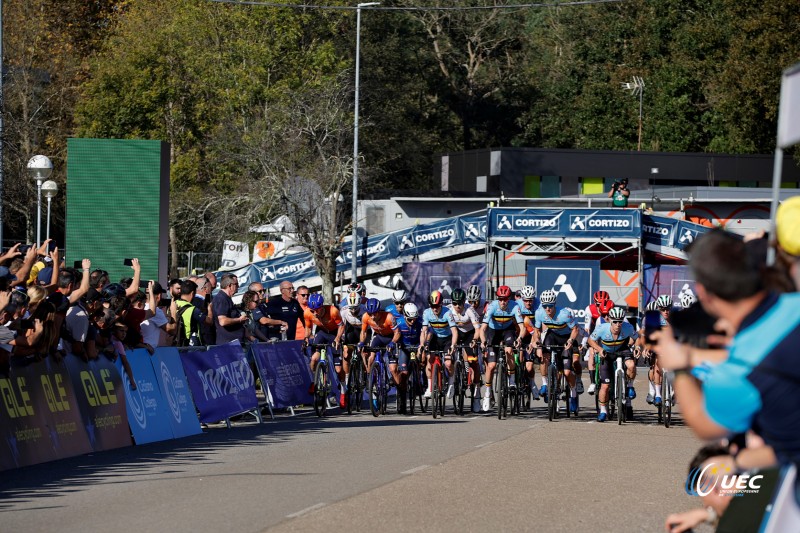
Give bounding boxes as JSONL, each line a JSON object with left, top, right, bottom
{"left": 169, "top": 251, "right": 222, "bottom": 278}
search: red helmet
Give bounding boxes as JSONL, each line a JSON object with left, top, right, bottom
{"left": 496, "top": 285, "right": 512, "bottom": 299}
{"left": 593, "top": 290, "right": 610, "bottom": 304}
{"left": 599, "top": 299, "right": 615, "bottom": 315}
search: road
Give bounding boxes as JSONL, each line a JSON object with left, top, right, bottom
{"left": 0, "top": 386, "right": 704, "bottom": 533}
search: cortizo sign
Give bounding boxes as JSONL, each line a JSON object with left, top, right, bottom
{"left": 643, "top": 224, "right": 670, "bottom": 236}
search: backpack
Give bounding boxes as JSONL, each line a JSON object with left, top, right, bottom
{"left": 175, "top": 302, "right": 202, "bottom": 347}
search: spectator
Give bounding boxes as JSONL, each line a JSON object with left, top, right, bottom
{"left": 105, "top": 321, "right": 136, "bottom": 389}
{"left": 140, "top": 281, "right": 169, "bottom": 348}
{"left": 191, "top": 275, "right": 216, "bottom": 346}
{"left": 8, "top": 246, "right": 37, "bottom": 289}
{"left": 173, "top": 280, "right": 208, "bottom": 347}
{"left": 89, "top": 268, "right": 110, "bottom": 291}
{"left": 12, "top": 301, "right": 59, "bottom": 360}
{"left": 295, "top": 284, "right": 310, "bottom": 340}
{"left": 212, "top": 273, "right": 247, "bottom": 344}
{"left": 264, "top": 280, "right": 303, "bottom": 340}
{"left": 241, "top": 290, "right": 269, "bottom": 342}
{"left": 85, "top": 307, "right": 116, "bottom": 361}
{"left": 608, "top": 178, "right": 630, "bottom": 207}
{"left": 26, "top": 286, "right": 47, "bottom": 314}
{"left": 247, "top": 281, "right": 287, "bottom": 338}
{"left": 108, "top": 294, "right": 153, "bottom": 354}
{"left": 168, "top": 278, "right": 182, "bottom": 300}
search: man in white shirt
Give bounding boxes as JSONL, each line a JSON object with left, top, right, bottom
{"left": 141, "top": 281, "right": 169, "bottom": 349}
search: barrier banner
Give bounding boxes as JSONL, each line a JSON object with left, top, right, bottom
{"left": 337, "top": 232, "right": 396, "bottom": 271}
{"left": 0, "top": 363, "right": 61, "bottom": 469}
{"left": 151, "top": 348, "right": 202, "bottom": 438}
{"left": 488, "top": 208, "right": 641, "bottom": 239}
{"left": 250, "top": 341, "right": 312, "bottom": 409}
{"left": 674, "top": 220, "right": 711, "bottom": 251}
{"left": 395, "top": 218, "right": 462, "bottom": 256}
{"left": 459, "top": 215, "right": 488, "bottom": 244}
{"left": 63, "top": 354, "right": 131, "bottom": 452}
{"left": 402, "top": 262, "right": 486, "bottom": 312}
{"left": 643, "top": 264, "right": 696, "bottom": 306}
{"left": 527, "top": 260, "right": 600, "bottom": 320}
{"left": 180, "top": 341, "right": 258, "bottom": 423}
{"left": 116, "top": 350, "right": 175, "bottom": 445}
{"left": 642, "top": 215, "right": 680, "bottom": 249}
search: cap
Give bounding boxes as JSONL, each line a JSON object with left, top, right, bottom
{"left": 151, "top": 282, "right": 167, "bottom": 294}
{"left": 37, "top": 267, "right": 53, "bottom": 285}
{"left": 0, "top": 266, "right": 17, "bottom": 281}
{"left": 777, "top": 196, "right": 800, "bottom": 256}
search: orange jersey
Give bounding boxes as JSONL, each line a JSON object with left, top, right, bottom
{"left": 361, "top": 311, "right": 396, "bottom": 337}
{"left": 304, "top": 305, "right": 343, "bottom": 334}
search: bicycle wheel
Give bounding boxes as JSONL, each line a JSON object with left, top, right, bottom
{"left": 593, "top": 357, "right": 600, "bottom": 416}
{"left": 616, "top": 371, "right": 625, "bottom": 425}
{"left": 369, "top": 365, "right": 381, "bottom": 417}
{"left": 663, "top": 371, "right": 672, "bottom": 428}
{"left": 548, "top": 364, "right": 557, "bottom": 421}
{"left": 408, "top": 359, "right": 419, "bottom": 415}
{"left": 564, "top": 374, "right": 571, "bottom": 419}
{"left": 431, "top": 362, "right": 441, "bottom": 419}
{"left": 453, "top": 360, "right": 466, "bottom": 415}
{"left": 608, "top": 369, "right": 616, "bottom": 420}
{"left": 313, "top": 363, "right": 327, "bottom": 417}
{"left": 381, "top": 365, "right": 389, "bottom": 416}
{"left": 346, "top": 357, "right": 357, "bottom": 415}
{"left": 438, "top": 368, "right": 446, "bottom": 418}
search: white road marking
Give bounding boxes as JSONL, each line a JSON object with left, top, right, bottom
{"left": 286, "top": 502, "right": 326, "bottom": 518}
{"left": 475, "top": 441, "right": 494, "bottom": 448}
{"left": 401, "top": 465, "right": 430, "bottom": 475}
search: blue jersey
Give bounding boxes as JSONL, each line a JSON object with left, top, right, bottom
{"left": 534, "top": 306, "right": 577, "bottom": 336}
{"left": 422, "top": 308, "right": 456, "bottom": 338}
{"left": 385, "top": 303, "right": 403, "bottom": 321}
{"left": 395, "top": 316, "right": 422, "bottom": 346}
{"left": 482, "top": 300, "right": 523, "bottom": 331}
{"left": 590, "top": 322, "right": 638, "bottom": 353}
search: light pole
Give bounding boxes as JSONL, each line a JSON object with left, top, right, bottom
{"left": 42, "top": 180, "right": 57, "bottom": 241}
{"left": 26, "top": 155, "right": 53, "bottom": 247}
{"left": 351, "top": 2, "right": 379, "bottom": 284}
{"left": 621, "top": 76, "right": 645, "bottom": 151}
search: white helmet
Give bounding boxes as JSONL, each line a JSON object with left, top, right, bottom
{"left": 466, "top": 285, "right": 481, "bottom": 302}
{"left": 346, "top": 291, "right": 361, "bottom": 309}
{"left": 392, "top": 289, "right": 408, "bottom": 304}
{"left": 655, "top": 295, "right": 673, "bottom": 309}
{"left": 680, "top": 292, "right": 696, "bottom": 309}
{"left": 608, "top": 306, "right": 626, "bottom": 321}
{"left": 520, "top": 285, "right": 536, "bottom": 299}
{"left": 403, "top": 302, "right": 419, "bottom": 319}
{"left": 645, "top": 300, "right": 659, "bottom": 312}
{"left": 539, "top": 289, "right": 557, "bottom": 304}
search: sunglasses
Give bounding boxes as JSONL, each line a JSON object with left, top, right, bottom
{"left": 542, "top": 304, "right": 555, "bottom": 309}
{"left": 523, "top": 299, "right": 534, "bottom": 303}
{"left": 610, "top": 320, "right": 623, "bottom": 324}
{"left": 497, "top": 297, "right": 509, "bottom": 302}
{"left": 296, "top": 292, "right": 309, "bottom": 297}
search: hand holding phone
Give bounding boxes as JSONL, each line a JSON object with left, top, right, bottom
{"left": 123, "top": 258, "right": 134, "bottom": 267}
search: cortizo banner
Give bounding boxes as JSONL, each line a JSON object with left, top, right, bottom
{"left": 488, "top": 208, "right": 642, "bottom": 239}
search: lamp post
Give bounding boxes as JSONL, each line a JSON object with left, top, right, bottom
{"left": 42, "top": 180, "right": 57, "bottom": 241}
{"left": 351, "top": 1, "right": 380, "bottom": 284}
{"left": 26, "top": 155, "right": 53, "bottom": 247}
{"left": 621, "top": 76, "right": 645, "bottom": 151}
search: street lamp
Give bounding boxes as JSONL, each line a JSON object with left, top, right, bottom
{"left": 42, "top": 180, "right": 57, "bottom": 241}
{"left": 621, "top": 76, "right": 645, "bottom": 151}
{"left": 26, "top": 154, "right": 53, "bottom": 247}
{"left": 351, "top": 1, "right": 380, "bottom": 284}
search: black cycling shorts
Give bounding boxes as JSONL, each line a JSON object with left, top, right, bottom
{"left": 598, "top": 350, "right": 634, "bottom": 383}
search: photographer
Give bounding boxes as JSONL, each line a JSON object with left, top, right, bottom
{"left": 608, "top": 178, "right": 630, "bottom": 207}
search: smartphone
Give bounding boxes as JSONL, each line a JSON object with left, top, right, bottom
{"left": 139, "top": 280, "right": 150, "bottom": 289}
{"left": 18, "top": 245, "right": 31, "bottom": 254}
{"left": 73, "top": 260, "right": 83, "bottom": 269}
{"left": 46, "top": 241, "right": 57, "bottom": 253}
{"left": 123, "top": 258, "right": 134, "bottom": 266}
{"left": 158, "top": 297, "right": 172, "bottom": 307}
{"left": 644, "top": 310, "right": 662, "bottom": 344}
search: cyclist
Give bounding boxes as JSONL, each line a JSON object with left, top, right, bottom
{"left": 447, "top": 287, "right": 483, "bottom": 411}
{"left": 645, "top": 294, "right": 673, "bottom": 406}
{"left": 359, "top": 297, "right": 397, "bottom": 369}
{"left": 518, "top": 285, "right": 541, "bottom": 401}
{"left": 341, "top": 291, "right": 366, "bottom": 381}
{"left": 534, "top": 289, "right": 580, "bottom": 414}
{"left": 385, "top": 289, "right": 408, "bottom": 321}
{"left": 392, "top": 302, "right": 422, "bottom": 414}
{"left": 420, "top": 290, "right": 458, "bottom": 399}
{"left": 466, "top": 284, "right": 485, "bottom": 321}
{"left": 339, "top": 282, "right": 366, "bottom": 310}
{"left": 587, "top": 306, "right": 640, "bottom": 422}
{"left": 478, "top": 285, "right": 525, "bottom": 412}
{"left": 304, "top": 293, "right": 346, "bottom": 406}
{"left": 583, "top": 291, "right": 615, "bottom": 395}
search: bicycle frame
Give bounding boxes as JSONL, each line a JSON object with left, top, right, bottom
{"left": 541, "top": 343, "right": 569, "bottom": 421}
{"left": 614, "top": 354, "right": 627, "bottom": 425}
{"left": 364, "top": 346, "right": 391, "bottom": 417}
{"left": 428, "top": 349, "right": 448, "bottom": 419}
{"left": 308, "top": 343, "right": 334, "bottom": 417}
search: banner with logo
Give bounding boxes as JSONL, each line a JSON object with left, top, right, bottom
{"left": 488, "top": 208, "right": 641, "bottom": 240}
{"left": 63, "top": 354, "right": 132, "bottom": 452}
{"left": 674, "top": 220, "right": 711, "bottom": 251}
{"left": 220, "top": 240, "right": 250, "bottom": 270}
{"left": 115, "top": 350, "right": 175, "bottom": 445}
{"left": 402, "top": 262, "right": 486, "bottom": 311}
{"left": 180, "top": 341, "right": 258, "bottom": 423}
{"left": 458, "top": 215, "right": 488, "bottom": 244}
{"left": 337, "top": 232, "right": 396, "bottom": 271}
{"left": 151, "top": 348, "right": 202, "bottom": 438}
{"left": 642, "top": 215, "right": 680, "bottom": 249}
{"left": 526, "top": 260, "right": 600, "bottom": 319}
{"left": 250, "top": 341, "right": 313, "bottom": 409}
{"left": 394, "top": 218, "right": 462, "bottom": 256}
{"left": 253, "top": 241, "right": 285, "bottom": 262}
{"left": 643, "top": 264, "right": 696, "bottom": 307}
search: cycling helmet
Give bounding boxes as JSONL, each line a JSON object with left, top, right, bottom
{"left": 428, "top": 290, "right": 443, "bottom": 306}
{"left": 520, "top": 285, "right": 536, "bottom": 300}
{"left": 403, "top": 302, "right": 419, "bottom": 319}
{"left": 392, "top": 289, "right": 408, "bottom": 304}
{"left": 355, "top": 283, "right": 366, "bottom": 295}
{"left": 680, "top": 291, "right": 697, "bottom": 308}
{"left": 307, "top": 293, "right": 324, "bottom": 310}
{"left": 346, "top": 291, "right": 361, "bottom": 308}
{"left": 593, "top": 290, "right": 610, "bottom": 304}
{"left": 365, "top": 298, "right": 381, "bottom": 314}
{"left": 496, "top": 285, "right": 512, "bottom": 299}
{"left": 347, "top": 282, "right": 358, "bottom": 292}
{"left": 451, "top": 288, "right": 466, "bottom": 305}
{"left": 608, "top": 306, "right": 626, "bottom": 321}
{"left": 466, "top": 284, "right": 481, "bottom": 302}
{"left": 645, "top": 300, "right": 659, "bottom": 312}
{"left": 539, "top": 289, "right": 557, "bottom": 304}
{"left": 599, "top": 299, "right": 615, "bottom": 315}
{"left": 655, "top": 295, "right": 673, "bottom": 309}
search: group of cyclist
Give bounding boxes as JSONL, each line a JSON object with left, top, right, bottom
{"left": 303, "top": 280, "right": 692, "bottom": 422}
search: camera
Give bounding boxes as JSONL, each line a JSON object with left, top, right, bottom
{"left": 671, "top": 303, "right": 723, "bottom": 348}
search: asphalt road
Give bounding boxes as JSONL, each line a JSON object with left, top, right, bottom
{"left": 0, "top": 382, "right": 705, "bottom": 533}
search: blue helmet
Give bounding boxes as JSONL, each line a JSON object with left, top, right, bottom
{"left": 365, "top": 298, "right": 381, "bottom": 314}
{"left": 307, "top": 293, "right": 324, "bottom": 310}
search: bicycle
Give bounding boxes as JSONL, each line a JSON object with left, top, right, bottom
{"left": 451, "top": 343, "right": 471, "bottom": 415}
{"left": 542, "top": 343, "right": 573, "bottom": 421}
{"left": 428, "top": 349, "right": 448, "bottom": 419}
{"left": 364, "top": 346, "right": 392, "bottom": 417}
{"left": 593, "top": 352, "right": 617, "bottom": 421}
{"left": 406, "top": 347, "right": 426, "bottom": 414}
{"left": 511, "top": 345, "right": 530, "bottom": 415}
{"left": 613, "top": 353, "right": 628, "bottom": 425}
{"left": 661, "top": 368, "right": 673, "bottom": 428}
{"left": 345, "top": 344, "right": 365, "bottom": 414}
{"left": 488, "top": 343, "right": 509, "bottom": 420}
{"left": 308, "top": 343, "right": 335, "bottom": 417}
